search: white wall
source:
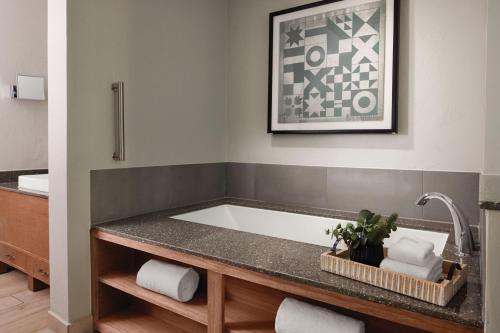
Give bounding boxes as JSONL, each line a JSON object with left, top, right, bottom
{"left": 484, "top": 0, "right": 500, "bottom": 175}
{"left": 48, "top": 0, "right": 70, "bottom": 323}
{"left": 483, "top": 0, "right": 500, "bottom": 332}
{"left": 227, "top": 0, "right": 486, "bottom": 172}
{"left": 0, "top": 0, "right": 47, "bottom": 171}
{"left": 49, "top": 0, "right": 228, "bottom": 325}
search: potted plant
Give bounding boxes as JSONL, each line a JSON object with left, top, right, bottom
{"left": 326, "top": 210, "right": 398, "bottom": 267}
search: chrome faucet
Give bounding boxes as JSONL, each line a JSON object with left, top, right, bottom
{"left": 416, "top": 192, "right": 476, "bottom": 257}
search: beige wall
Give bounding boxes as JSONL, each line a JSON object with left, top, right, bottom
{"left": 483, "top": 0, "right": 500, "bottom": 332}
{"left": 49, "top": 0, "right": 228, "bottom": 326}
{"left": 49, "top": 0, "right": 491, "bottom": 328}
{"left": 227, "top": 0, "right": 486, "bottom": 172}
{"left": 484, "top": 0, "right": 500, "bottom": 175}
{"left": 0, "top": 0, "right": 47, "bottom": 171}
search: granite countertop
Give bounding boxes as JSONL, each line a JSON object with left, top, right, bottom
{"left": 0, "top": 182, "right": 49, "bottom": 199}
{"left": 94, "top": 198, "right": 483, "bottom": 329}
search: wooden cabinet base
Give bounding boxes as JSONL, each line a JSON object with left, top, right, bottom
{"left": 0, "top": 262, "right": 13, "bottom": 274}
{"left": 0, "top": 260, "right": 49, "bottom": 292}
{"left": 0, "top": 240, "right": 50, "bottom": 292}
{"left": 92, "top": 230, "right": 482, "bottom": 333}
{"left": 0, "top": 189, "right": 49, "bottom": 292}
{"left": 28, "top": 275, "right": 49, "bottom": 292}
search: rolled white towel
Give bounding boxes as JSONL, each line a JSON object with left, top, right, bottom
{"left": 275, "top": 298, "right": 365, "bottom": 333}
{"left": 387, "top": 237, "right": 436, "bottom": 267}
{"left": 136, "top": 259, "right": 199, "bottom": 302}
{"left": 380, "top": 255, "right": 443, "bottom": 282}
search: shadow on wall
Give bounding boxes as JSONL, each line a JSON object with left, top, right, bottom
{"left": 271, "top": 0, "right": 413, "bottom": 151}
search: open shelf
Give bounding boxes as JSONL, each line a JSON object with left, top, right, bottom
{"left": 99, "top": 271, "right": 208, "bottom": 326}
{"left": 223, "top": 275, "right": 281, "bottom": 333}
{"left": 225, "top": 300, "right": 276, "bottom": 333}
{"left": 95, "top": 306, "right": 206, "bottom": 333}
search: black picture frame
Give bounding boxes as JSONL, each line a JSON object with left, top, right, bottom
{"left": 268, "top": 0, "right": 400, "bottom": 134}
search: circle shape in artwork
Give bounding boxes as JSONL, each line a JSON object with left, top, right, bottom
{"left": 306, "top": 46, "right": 325, "bottom": 67}
{"left": 353, "top": 91, "right": 377, "bottom": 114}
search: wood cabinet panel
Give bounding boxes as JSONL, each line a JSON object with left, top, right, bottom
{"left": 0, "top": 243, "right": 27, "bottom": 272}
{"left": 27, "top": 257, "right": 50, "bottom": 285}
{"left": 0, "top": 191, "right": 9, "bottom": 242}
{"left": 7, "top": 192, "right": 49, "bottom": 260}
{"left": 0, "top": 189, "right": 49, "bottom": 289}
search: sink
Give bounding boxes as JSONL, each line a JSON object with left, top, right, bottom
{"left": 18, "top": 174, "right": 49, "bottom": 193}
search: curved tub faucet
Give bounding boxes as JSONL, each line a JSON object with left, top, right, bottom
{"left": 415, "top": 192, "right": 476, "bottom": 257}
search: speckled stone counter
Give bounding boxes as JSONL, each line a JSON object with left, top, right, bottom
{"left": 94, "top": 198, "right": 483, "bottom": 329}
{"left": 0, "top": 182, "right": 48, "bottom": 199}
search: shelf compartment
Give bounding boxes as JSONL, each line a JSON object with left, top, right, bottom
{"left": 225, "top": 299, "right": 276, "bottom": 333}
{"left": 224, "top": 276, "right": 282, "bottom": 333}
{"left": 99, "top": 271, "right": 208, "bottom": 326}
{"left": 95, "top": 304, "right": 206, "bottom": 333}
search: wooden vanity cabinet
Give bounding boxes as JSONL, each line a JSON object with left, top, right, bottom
{"left": 0, "top": 190, "right": 9, "bottom": 243}
{"left": 92, "top": 230, "right": 482, "bottom": 333}
{"left": 0, "top": 189, "right": 49, "bottom": 290}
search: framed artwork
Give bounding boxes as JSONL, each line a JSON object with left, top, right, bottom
{"left": 268, "top": 0, "right": 399, "bottom": 134}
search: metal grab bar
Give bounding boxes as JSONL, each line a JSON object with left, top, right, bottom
{"left": 112, "top": 82, "right": 125, "bottom": 161}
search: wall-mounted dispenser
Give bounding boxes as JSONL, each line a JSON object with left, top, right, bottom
{"left": 11, "top": 75, "right": 45, "bottom": 101}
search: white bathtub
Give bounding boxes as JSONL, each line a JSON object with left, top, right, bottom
{"left": 172, "top": 205, "right": 449, "bottom": 255}
{"left": 18, "top": 174, "right": 49, "bottom": 193}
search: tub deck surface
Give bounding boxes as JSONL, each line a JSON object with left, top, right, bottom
{"left": 93, "top": 198, "right": 483, "bottom": 329}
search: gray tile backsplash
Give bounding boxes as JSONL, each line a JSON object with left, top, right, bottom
{"left": 227, "top": 163, "right": 256, "bottom": 199}
{"left": 90, "top": 163, "right": 226, "bottom": 224}
{"left": 326, "top": 168, "right": 423, "bottom": 219}
{"left": 255, "top": 164, "right": 327, "bottom": 208}
{"left": 422, "top": 171, "right": 480, "bottom": 225}
{"left": 91, "top": 163, "right": 480, "bottom": 226}
{"left": 226, "top": 164, "right": 480, "bottom": 225}
{"left": 169, "top": 163, "right": 226, "bottom": 208}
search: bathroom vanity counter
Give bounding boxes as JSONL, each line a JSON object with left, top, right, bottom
{"left": 0, "top": 182, "right": 48, "bottom": 198}
{"left": 93, "top": 199, "right": 483, "bottom": 332}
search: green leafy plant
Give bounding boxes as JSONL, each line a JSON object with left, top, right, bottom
{"left": 325, "top": 210, "right": 398, "bottom": 249}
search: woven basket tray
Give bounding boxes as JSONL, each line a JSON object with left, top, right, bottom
{"left": 320, "top": 249, "right": 467, "bottom": 306}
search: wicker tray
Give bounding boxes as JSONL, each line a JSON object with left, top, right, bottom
{"left": 320, "top": 249, "right": 467, "bottom": 306}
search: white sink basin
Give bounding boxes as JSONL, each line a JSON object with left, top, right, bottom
{"left": 18, "top": 174, "right": 49, "bottom": 194}
{"left": 173, "top": 205, "right": 450, "bottom": 256}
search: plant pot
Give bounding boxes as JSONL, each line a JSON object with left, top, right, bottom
{"left": 350, "top": 244, "right": 384, "bottom": 267}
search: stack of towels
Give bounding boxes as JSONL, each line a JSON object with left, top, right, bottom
{"left": 136, "top": 259, "right": 200, "bottom": 302}
{"left": 275, "top": 298, "right": 365, "bottom": 333}
{"left": 380, "top": 237, "right": 443, "bottom": 282}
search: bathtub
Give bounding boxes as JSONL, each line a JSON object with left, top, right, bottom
{"left": 172, "top": 204, "right": 449, "bottom": 255}
{"left": 18, "top": 174, "right": 49, "bottom": 193}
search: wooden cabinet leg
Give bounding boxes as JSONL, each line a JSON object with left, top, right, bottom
{"left": 208, "top": 271, "right": 225, "bottom": 333}
{"left": 27, "top": 276, "right": 48, "bottom": 292}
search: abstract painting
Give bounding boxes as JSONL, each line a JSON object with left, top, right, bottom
{"left": 268, "top": 0, "right": 399, "bottom": 134}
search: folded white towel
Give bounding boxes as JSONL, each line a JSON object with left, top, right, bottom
{"left": 136, "top": 259, "right": 199, "bottom": 302}
{"left": 275, "top": 298, "right": 365, "bottom": 333}
{"left": 387, "top": 237, "right": 436, "bottom": 266}
{"left": 430, "top": 269, "right": 443, "bottom": 283}
{"left": 380, "top": 255, "right": 443, "bottom": 282}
